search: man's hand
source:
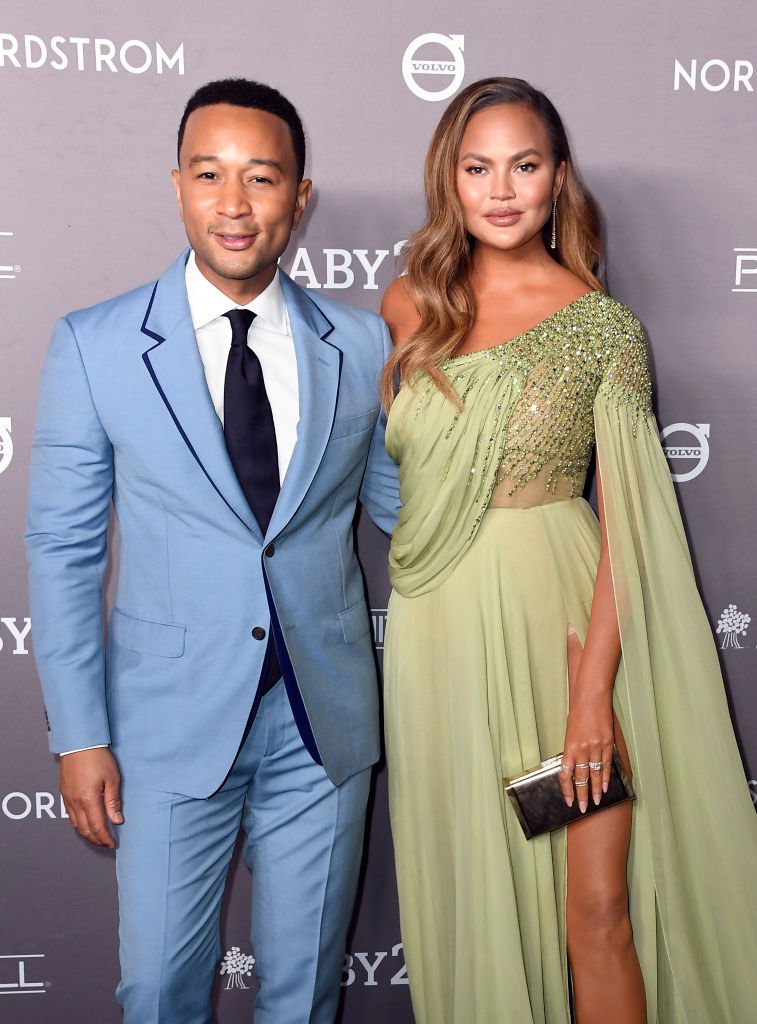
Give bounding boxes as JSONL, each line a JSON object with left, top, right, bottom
{"left": 60, "top": 748, "right": 123, "bottom": 848}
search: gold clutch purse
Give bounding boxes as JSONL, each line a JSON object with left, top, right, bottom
{"left": 503, "top": 747, "right": 635, "bottom": 840}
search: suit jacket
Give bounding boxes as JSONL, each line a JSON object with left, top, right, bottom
{"left": 25, "top": 250, "right": 399, "bottom": 796}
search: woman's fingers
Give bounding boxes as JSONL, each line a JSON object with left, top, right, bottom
{"left": 601, "top": 744, "right": 614, "bottom": 796}
{"left": 559, "top": 760, "right": 575, "bottom": 807}
{"left": 562, "top": 737, "right": 616, "bottom": 811}
{"left": 588, "top": 751, "right": 605, "bottom": 806}
{"left": 585, "top": 744, "right": 615, "bottom": 805}
{"left": 574, "top": 760, "right": 591, "bottom": 812}
{"left": 561, "top": 755, "right": 597, "bottom": 812}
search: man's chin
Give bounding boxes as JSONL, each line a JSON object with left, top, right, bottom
{"left": 197, "top": 253, "right": 273, "bottom": 286}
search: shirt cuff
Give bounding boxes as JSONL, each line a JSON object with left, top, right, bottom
{"left": 59, "top": 745, "right": 109, "bottom": 755}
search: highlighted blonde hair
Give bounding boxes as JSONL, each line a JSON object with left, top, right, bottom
{"left": 381, "top": 77, "right": 603, "bottom": 409}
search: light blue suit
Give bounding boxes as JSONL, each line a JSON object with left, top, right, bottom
{"left": 25, "top": 249, "right": 400, "bottom": 1022}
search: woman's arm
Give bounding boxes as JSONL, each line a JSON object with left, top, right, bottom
{"left": 559, "top": 461, "right": 620, "bottom": 811}
{"left": 380, "top": 276, "right": 420, "bottom": 346}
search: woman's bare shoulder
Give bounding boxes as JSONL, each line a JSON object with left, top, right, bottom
{"left": 380, "top": 277, "right": 421, "bottom": 346}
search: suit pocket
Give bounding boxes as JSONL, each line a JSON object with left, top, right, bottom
{"left": 338, "top": 598, "right": 371, "bottom": 644}
{"left": 110, "top": 608, "right": 186, "bottom": 658}
{"left": 329, "top": 409, "right": 377, "bottom": 441}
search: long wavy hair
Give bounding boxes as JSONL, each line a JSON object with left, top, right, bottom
{"left": 381, "top": 77, "right": 603, "bottom": 409}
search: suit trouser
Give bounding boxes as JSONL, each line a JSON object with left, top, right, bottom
{"left": 114, "top": 680, "right": 370, "bottom": 1024}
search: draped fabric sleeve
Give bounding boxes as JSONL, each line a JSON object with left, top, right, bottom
{"left": 387, "top": 366, "right": 523, "bottom": 597}
{"left": 594, "top": 319, "right": 757, "bottom": 1020}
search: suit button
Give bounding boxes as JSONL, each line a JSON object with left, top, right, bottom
{"left": 251, "top": 626, "right": 266, "bottom": 641}
{"left": 265, "top": 543, "right": 275, "bottom": 557}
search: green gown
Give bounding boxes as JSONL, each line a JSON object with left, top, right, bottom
{"left": 383, "top": 291, "right": 757, "bottom": 1023}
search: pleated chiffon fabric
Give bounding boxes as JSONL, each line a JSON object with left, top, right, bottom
{"left": 383, "top": 292, "right": 757, "bottom": 1023}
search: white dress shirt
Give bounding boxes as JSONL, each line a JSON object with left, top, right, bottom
{"left": 62, "top": 253, "right": 300, "bottom": 755}
{"left": 186, "top": 250, "right": 300, "bottom": 482}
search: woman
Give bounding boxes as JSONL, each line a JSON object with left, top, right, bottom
{"left": 380, "top": 77, "right": 757, "bottom": 1024}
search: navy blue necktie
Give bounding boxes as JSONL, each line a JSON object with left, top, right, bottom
{"left": 222, "top": 308, "right": 280, "bottom": 534}
{"left": 223, "top": 308, "right": 281, "bottom": 695}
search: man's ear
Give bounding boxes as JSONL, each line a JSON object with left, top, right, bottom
{"left": 292, "top": 178, "right": 313, "bottom": 228}
{"left": 172, "top": 168, "right": 184, "bottom": 222}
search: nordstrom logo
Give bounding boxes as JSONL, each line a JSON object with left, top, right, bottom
{"left": 0, "top": 34, "right": 184, "bottom": 74}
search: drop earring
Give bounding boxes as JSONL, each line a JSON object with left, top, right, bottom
{"left": 550, "top": 198, "right": 558, "bottom": 250}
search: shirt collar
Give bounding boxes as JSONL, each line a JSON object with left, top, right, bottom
{"left": 185, "top": 250, "right": 289, "bottom": 334}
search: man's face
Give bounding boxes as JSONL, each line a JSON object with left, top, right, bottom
{"left": 172, "top": 103, "right": 311, "bottom": 302}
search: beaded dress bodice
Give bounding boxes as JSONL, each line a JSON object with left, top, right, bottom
{"left": 428, "top": 291, "right": 650, "bottom": 502}
{"left": 386, "top": 291, "right": 652, "bottom": 596}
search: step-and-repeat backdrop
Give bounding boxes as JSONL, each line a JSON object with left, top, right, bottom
{"left": 1, "top": 1, "right": 755, "bottom": 1020}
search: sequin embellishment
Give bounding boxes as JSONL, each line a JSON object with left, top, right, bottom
{"left": 439, "top": 292, "right": 653, "bottom": 503}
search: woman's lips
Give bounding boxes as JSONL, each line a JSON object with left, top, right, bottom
{"left": 485, "top": 210, "right": 522, "bottom": 226}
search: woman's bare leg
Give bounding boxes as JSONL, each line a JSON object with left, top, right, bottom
{"left": 565, "top": 628, "right": 647, "bottom": 1024}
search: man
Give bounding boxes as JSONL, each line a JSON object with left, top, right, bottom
{"left": 25, "top": 78, "right": 399, "bottom": 1023}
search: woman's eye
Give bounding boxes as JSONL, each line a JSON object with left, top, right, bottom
{"left": 515, "top": 162, "right": 536, "bottom": 173}
{"left": 465, "top": 165, "right": 487, "bottom": 175}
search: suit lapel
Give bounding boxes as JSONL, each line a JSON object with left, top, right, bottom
{"left": 140, "top": 250, "right": 262, "bottom": 538}
{"left": 267, "top": 273, "right": 340, "bottom": 539}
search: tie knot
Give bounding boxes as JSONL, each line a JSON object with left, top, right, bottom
{"left": 224, "top": 308, "right": 256, "bottom": 347}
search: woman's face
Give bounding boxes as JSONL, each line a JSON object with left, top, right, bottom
{"left": 455, "top": 103, "right": 565, "bottom": 255}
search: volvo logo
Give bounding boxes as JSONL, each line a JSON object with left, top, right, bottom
{"left": 402, "top": 33, "right": 465, "bottom": 102}
{"left": 660, "top": 422, "right": 710, "bottom": 482}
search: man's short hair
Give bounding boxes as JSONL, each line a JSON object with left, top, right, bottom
{"left": 177, "top": 78, "right": 306, "bottom": 180}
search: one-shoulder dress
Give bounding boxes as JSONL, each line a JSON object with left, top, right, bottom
{"left": 383, "top": 291, "right": 757, "bottom": 1023}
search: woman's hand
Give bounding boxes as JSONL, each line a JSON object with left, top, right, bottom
{"left": 559, "top": 691, "right": 614, "bottom": 812}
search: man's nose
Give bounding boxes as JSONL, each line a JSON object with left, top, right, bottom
{"left": 216, "top": 179, "right": 252, "bottom": 218}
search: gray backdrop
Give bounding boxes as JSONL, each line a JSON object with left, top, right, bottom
{"left": 1, "top": 1, "right": 755, "bottom": 1019}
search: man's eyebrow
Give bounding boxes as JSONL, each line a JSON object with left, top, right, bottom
{"left": 188, "top": 155, "right": 284, "bottom": 171}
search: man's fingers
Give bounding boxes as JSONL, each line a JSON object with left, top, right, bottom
{"left": 59, "top": 748, "right": 121, "bottom": 847}
{"left": 63, "top": 800, "right": 80, "bottom": 833}
{"left": 79, "top": 797, "right": 116, "bottom": 847}
{"left": 65, "top": 793, "right": 115, "bottom": 847}
{"left": 104, "top": 780, "right": 124, "bottom": 825}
